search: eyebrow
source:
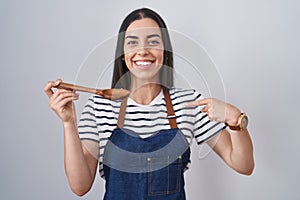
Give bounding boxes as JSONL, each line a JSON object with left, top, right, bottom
{"left": 125, "top": 35, "right": 138, "bottom": 39}
{"left": 147, "top": 34, "right": 161, "bottom": 39}
{"left": 125, "top": 34, "right": 161, "bottom": 39}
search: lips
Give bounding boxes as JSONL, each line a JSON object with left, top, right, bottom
{"left": 133, "top": 60, "right": 154, "bottom": 70}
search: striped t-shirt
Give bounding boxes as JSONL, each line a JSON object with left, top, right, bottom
{"left": 78, "top": 88, "right": 226, "bottom": 177}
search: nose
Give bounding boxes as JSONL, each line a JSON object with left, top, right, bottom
{"left": 136, "top": 45, "right": 149, "bottom": 56}
{"left": 136, "top": 42, "right": 149, "bottom": 56}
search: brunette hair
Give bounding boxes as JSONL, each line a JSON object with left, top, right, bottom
{"left": 111, "top": 8, "right": 174, "bottom": 89}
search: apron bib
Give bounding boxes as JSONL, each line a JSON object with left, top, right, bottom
{"left": 103, "top": 88, "right": 191, "bottom": 200}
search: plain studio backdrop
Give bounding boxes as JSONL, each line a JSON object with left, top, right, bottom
{"left": 1, "top": 0, "right": 299, "bottom": 199}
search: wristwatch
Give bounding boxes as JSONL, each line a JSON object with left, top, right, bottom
{"left": 226, "top": 113, "right": 248, "bottom": 131}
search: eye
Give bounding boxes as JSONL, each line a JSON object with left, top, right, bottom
{"left": 127, "top": 40, "right": 138, "bottom": 46}
{"left": 148, "top": 40, "right": 160, "bottom": 46}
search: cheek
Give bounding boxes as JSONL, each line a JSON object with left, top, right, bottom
{"left": 124, "top": 52, "right": 132, "bottom": 61}
{"left": 156, "top": 50, "right": 164, "bottom": 63}
{"left": 124, "top": 53, "right": 134, "bottom": 70}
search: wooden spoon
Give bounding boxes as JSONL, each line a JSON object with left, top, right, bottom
{"left": 53, "top": 82, "right": 129, "bottom": 100}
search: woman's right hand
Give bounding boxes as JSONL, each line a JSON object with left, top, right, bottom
{"left": 44, "top": 79, "right": 79, "bottom": 123}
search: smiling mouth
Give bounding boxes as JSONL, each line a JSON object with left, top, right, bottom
{"left": 134, "top": 61, "right": 154, "bottom": 66}
{"left": 133, "top": 60, "right": 155, "bottom": 70}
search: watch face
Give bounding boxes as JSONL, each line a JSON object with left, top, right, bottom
{"left": 241, "top": 115, "right": 248, "bottom": 129}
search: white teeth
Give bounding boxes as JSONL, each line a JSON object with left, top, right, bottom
{"left": 135, "top": 61, "right": 152, "bottom": 66}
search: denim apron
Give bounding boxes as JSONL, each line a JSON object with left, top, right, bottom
{"left": 103, "top": 88, "right": 191, "bottom": 200}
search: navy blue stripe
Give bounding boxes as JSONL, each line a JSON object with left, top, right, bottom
{"left": 80, "top": 138, "right": 98, "bottom": 143}
{"left": 79, "top": 118, "right": 96, "bottom": 122}
{"left": 170, "top": 89, "right": 195, "bottom": 94}
{"left": 96, "top": 122, "right": 117, "bottom": 127}
{"left": 180, "top": 120, "right": 194, "bottom": 126}
{"left": 182, "top": 134, "right": 192, "bottom": 140}
{"left": 194, "top": 113, "right": 207, "bottom": 125}
{"left": 87, "top": 97, "right": 94, "bottom": 103}
{"left": 194, "top": 120, "right": 210, "bottom": 132}
{"left": 83, "top": 104, "right": 94, "bottom": 110}
{"left": 180, "top": 106, "right": 198, "bottom": 111}
{"left": 197, "top": 126, "right": 226, "bottom": 144}
{"left": 195, "top": 122, "right": 222, "bottom": 138}
{"left": 81, "top": 111, "right": 96, "bottom": 117}
{"left": 78, "top": 125, "right": 97, "bottom": 129}
{"left": 175, "top": 92, "right": 196, "bottom": 100}
{"left": 170, "top": 93, "right": 198, "bottom": 102}
{"left": 96, "top": 115, "right": 116, "bottom": 120}
{"left": 98, "top": 130, "right": 114, "bottom": 134}
{"left": 173, "top": 95, "right": 201, "bottom": 106}
{"left": 127, "top": 103, "right": 165, "bottom": 108}
{"left": 99, "top": 137, "right": 109, "bottom": 142}
{"left": 94, "top": 108, "right": 116, "bottom": 113}
{"left": 79, "top": 131, "right": 98, "bottom": 135}
{"left": 94, "top": 101, "right": 118, "bottom": 107}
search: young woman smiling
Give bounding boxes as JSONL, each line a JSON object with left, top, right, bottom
{"left": 44, "top": 8, "right": 254, "bottom": 200}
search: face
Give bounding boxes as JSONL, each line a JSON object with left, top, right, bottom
{"left": 123, "top": 18, "right": 164, "bottom": 85}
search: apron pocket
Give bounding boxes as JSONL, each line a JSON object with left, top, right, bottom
{"left": 147, "top": 156, "right": 182, "bottom": 196}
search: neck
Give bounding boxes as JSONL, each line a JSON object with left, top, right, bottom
{"left": 129, "top": 83, "right": 162, "bottom": 105}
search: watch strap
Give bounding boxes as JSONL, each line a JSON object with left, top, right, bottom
{"left": 225, "top": 113, "right": 247, "bottom": 131}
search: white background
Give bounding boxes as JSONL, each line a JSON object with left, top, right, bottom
{"left": 1, "top": 0, "right": 299, "bottom": 199}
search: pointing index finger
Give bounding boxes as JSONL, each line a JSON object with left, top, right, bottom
{"left": 184, "top": 98, "right": 211, "bottom": 107}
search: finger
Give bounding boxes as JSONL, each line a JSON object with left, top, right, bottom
{"left": 55, "top": 78, "right": 62, "bottom": 83}
{"left": 44, "top": 79, "right": 62, "bottom": 98}
{"left": 51, "top": 91, "right": 79, "bottom": 105}
{"left": 201, "top": 106, "right": 208, "bottom": 113}
{"left": 184, "top": 98, "right": 211, "bottom": 107}
{"left": 50, "top": 87, "right": 77, "bottom": 102}
{"left": 55, "top": 96, "right": 79, "bottom": 110}
{"left": 50, "top": 93, "right": 79, "bottom": 111}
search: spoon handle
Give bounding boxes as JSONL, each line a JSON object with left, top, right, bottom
{"left": 56, "top": 82, "right": 102, "bottom": 95}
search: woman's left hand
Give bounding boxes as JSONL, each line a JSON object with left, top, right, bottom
{"left": 186, "top": 98, "right": 254, "bottom": 175}
{"left": 185, "top": 98, "right": 241, "bottom": 126}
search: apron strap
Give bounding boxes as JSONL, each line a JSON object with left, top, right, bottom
{"left": 116, "top": 87, "right": 177, "bottom": 129}
{"left": 116, "top": 97, "right": 128, "bottom": 128}
{"left": 163, "top": 87, "right": 178, "bottom": 129}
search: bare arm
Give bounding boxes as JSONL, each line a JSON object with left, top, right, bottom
{"left": 44, "top": 80, "right": 98, "bottom": 196}
{"left": 63, "top": 122, "right": 98, "bottom": 196}
{"left": 207, "top": 128, "right": 254, "bottom": 175}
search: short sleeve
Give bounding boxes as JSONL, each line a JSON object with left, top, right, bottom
{"left": 192, "top": 91, "right": 226, "bottom": 145}
{"left": 78, "top": 96, "right": 99, "bottom": 143}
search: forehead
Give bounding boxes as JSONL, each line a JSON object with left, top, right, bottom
{"left": 125, "top": 18, "right": 162, "bottom": 37}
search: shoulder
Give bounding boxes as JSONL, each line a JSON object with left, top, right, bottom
{"left": 169, "top": 87, "right": 202, "bottom": 102}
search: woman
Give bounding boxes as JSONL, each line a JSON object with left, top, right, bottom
{"left": 44, "top": 8, "right": 254, "bottom": 199}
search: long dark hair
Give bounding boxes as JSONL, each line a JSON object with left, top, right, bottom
{"left": 111, "top": 8, "right": 174, "bottom": 89}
